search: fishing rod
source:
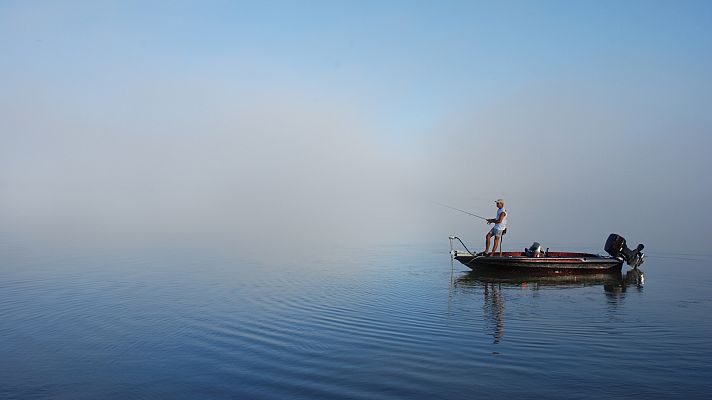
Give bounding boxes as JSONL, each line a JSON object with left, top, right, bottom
{"left": 434, "top": 202, "right": 488, "bottom": 221}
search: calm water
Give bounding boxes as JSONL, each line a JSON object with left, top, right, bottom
{"left": 1, "top": 239, "right": 711, "bottom": 399}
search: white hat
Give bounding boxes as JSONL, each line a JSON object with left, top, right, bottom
{"left": 495, "top": 198, "right": 504, "bottom": 204}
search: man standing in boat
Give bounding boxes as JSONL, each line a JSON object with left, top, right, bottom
{"left": 484, "top": 199, "right": 507, "bottom": 256}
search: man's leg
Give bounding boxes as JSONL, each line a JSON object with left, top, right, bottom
{"left": 492, "top": 235, "right": 501, "bottom": 257}
{"left": 485, "top": 232, "right": 492, "bottom": 255}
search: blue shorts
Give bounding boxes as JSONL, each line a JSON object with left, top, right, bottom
{"left": 489, "top": 227, "right": 504, "bottom": 237}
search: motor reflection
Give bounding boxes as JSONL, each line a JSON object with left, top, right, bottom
{"left": 603, "top": 268, "right": 645, "bottom": 305}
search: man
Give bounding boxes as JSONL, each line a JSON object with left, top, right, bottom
{"left": 484, "top": 199, "right": 507, "bottom": 256}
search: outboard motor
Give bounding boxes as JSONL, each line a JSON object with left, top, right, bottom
{"left": 605, "top": 234, "right": 645, "bottom": 268}
{"left": 525, "top": 242, "right": 543, "bottom": 258}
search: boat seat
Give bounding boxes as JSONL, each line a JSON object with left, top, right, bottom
{"left": 497, "top": 228, "right": 507, "bottom": 256}
{"left": 525, "top": 242, "right": 543, "bottom": 257}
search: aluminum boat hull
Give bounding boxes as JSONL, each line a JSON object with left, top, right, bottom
{"left": 452, "top": 251, "right": 623, "bottom": 273}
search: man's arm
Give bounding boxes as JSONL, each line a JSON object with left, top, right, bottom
{"left": 487, "top": 211, "right": 505, "bottom": 225}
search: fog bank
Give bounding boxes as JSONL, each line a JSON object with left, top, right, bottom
{"left": 0, "top": 81, "right": 416, "bottom": 255}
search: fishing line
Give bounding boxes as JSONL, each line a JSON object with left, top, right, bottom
{"left": 433, "top": 202, "right": 488, "bottom": 221}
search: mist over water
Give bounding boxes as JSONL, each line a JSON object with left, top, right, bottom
{"left": 3, "top": 79, "right": 710, "bottom": 256}
{"left": 1, "top": 83, "right": 418, "bottom": 259}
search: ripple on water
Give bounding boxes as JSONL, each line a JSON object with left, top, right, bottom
{"left": 1, "top": 245, "right": 711, "bottom": 399}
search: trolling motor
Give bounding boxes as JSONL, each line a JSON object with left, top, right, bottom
{"left": 604, "top": 233, "right": 645, "bottom": 268}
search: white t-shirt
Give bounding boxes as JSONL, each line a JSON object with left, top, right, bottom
{"left": 494, "top": 208, "right": 507, "bottom": 230}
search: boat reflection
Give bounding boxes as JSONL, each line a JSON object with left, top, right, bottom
{"left": 454, "top": 268, "right": 644, "bottom": 291}
{"left": 450, "top": 268, "right": 645, "bottom": 344}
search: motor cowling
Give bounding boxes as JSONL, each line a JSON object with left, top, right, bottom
{"left": 605, "top": 233, "right": 645, "bottom": 268}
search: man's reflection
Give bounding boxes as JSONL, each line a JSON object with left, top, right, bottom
{"left": 483, "top": 282, "right": 505, "bottom": 344}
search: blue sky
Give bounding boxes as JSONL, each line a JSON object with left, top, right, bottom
{"left": 4, "top": 1, "right": 710, "bottom": 138}
{"left": 1, "top": 1, "right": 711, "bottom": 252}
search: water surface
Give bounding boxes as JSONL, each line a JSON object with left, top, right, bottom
{"left": 1, "top": 240, "right": 710, "bottom": 399}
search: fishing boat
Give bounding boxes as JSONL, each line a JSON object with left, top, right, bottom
{"left": 449, "top": 233, "right": 644, "bottom": 273}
